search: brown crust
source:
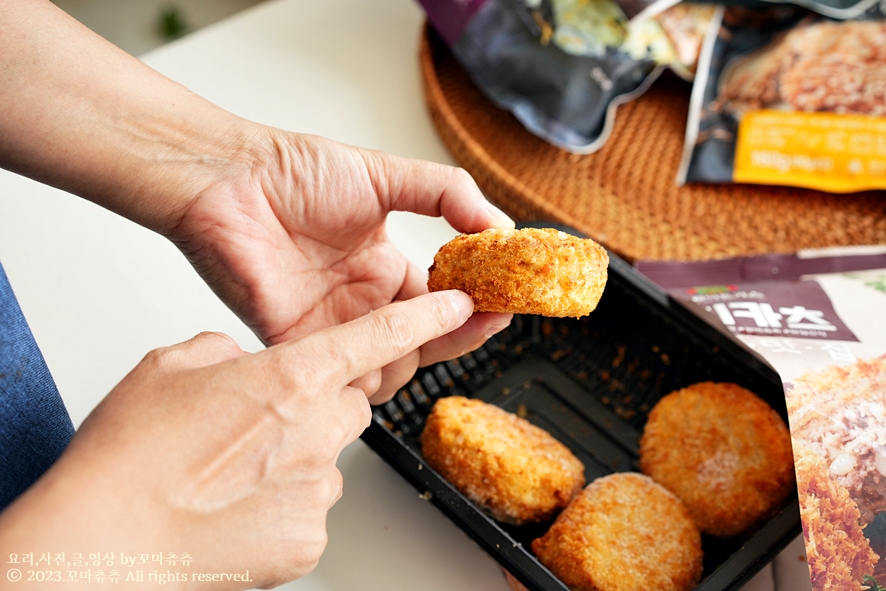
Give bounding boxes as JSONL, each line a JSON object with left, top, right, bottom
{"left": 793, "top": 439, "right": 879, "bottom": 591}
{"left": 639, "top": 382, "right": 795, "bottom": 537}
{"left": 420, "top": 396, "right": 585, "bottom": 525}
{"left": 531, "top": 473, "right": 703, "bottom": 591}
{"left": 427, "top": 228, "right": 608, "bottom": 318}
{"left": 786, "top": 356, "right": 886, "bottom": 526}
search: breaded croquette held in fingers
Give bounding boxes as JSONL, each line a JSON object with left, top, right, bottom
{"left": 427, "top": 228, "right": 608, "bottom": 318}
{"left": 420, "top": 396, "right": 585, "bottom": 525}
{"left": 639, "top": 382, "right": 795, "bottom": 538}
{"left": 531, "top": 473, "right": 703, "bottom": 591}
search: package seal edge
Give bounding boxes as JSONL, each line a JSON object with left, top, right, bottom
{"left": 513, "top": 65, "right": 667, "bottom": 155}
{"left": 676, "top": 4, "right": 724, "bottom": 185}
{"left": 755, "top": 0, "right": 880, "bottom": 19}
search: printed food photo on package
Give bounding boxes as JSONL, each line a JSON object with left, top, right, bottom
{"left": 788, "top": 358, "right": 886, "bottom": 590}
{"left": 636, "top": 249, "right": 886, "bottom": 591}
{"left": 678, "top": 4, "right": 886, "bottom": 192}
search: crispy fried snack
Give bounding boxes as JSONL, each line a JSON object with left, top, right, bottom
{"left": 531, "top": 473, "right": 703, "bottom": 591}
{"left": 793, "top": 439, "right": 879, "bottom": 591}
{"left": 427, "top": 228, "right": 608, "bottom": 318}
{"left": 787, "top": 356, "right": 886, "bottom": 526}
{"left": 420, "top": 396, "right": 585, "bottom": 525}
{"left": 639, "top": 382, "right": 795, "bottom": 537}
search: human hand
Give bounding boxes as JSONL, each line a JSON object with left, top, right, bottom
{"left": 0, "top": 290, "right": 474, "bottom": 590}
{"left": 0, "top": 0, "right": 511, "bottom": 404}
{"left": 168, "top": 131, "right": 514, "bottom": 403}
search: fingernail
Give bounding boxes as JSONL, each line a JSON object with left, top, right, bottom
{"left": 449, "top": 291, "right": 474, "bottom": 320}
{"left": 484, "top": 201, "right": 515, "bottom": 228}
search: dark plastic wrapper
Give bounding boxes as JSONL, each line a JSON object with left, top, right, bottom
{"left": 418, "top": 0, "right": 715, "bottom": 153}
{"left": 705, "top": 0, "right": 878, "bottom": 19}
{"left": 678, "top": 5, "right": 886, "bottom": 192}
{"left": 623, "top": 0, "right": 879, "bottom": 21}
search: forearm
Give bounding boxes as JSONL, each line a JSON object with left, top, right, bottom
{"left": 0, "top": 0, "right": 263, "bottom": 234}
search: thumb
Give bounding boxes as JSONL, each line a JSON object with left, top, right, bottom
{"left": 360, "top": 148, "right": 514, "bottom": 233}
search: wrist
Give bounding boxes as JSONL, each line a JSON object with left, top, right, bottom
{"left": 110, "top": 111, "right": 268, "bottom": 237}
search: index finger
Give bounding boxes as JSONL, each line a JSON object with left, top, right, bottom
{"left": 361, "top": 149, "right": 514, "bottom": 233}
{"left": 289, "top": 290, "right": 474, "bottom": 386}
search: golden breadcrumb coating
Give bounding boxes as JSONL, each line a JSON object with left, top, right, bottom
{"left": 427, "top": 228, "right": 608, "bottom": 318}
{"left": 420, "top": 396, "right": 585, "bottom": 525}
{"left": 639, "top": 382, "right": 795, "bottom": 537}
{"left": 531, "top": 473, "right": 703, "bottom": 591}
{"left": 786, "top": 356, "right": 886, "bottom": 526}
{"left": 793, "top": 439, "right": 879, "bottom": 591}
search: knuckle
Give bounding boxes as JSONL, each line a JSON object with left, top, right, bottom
{"left": 273, "top": 530, "right": 328, "bottom": 585}
{"left": 195, "top": 331, "right": 240, "bottom": 352}
{"left": 357, "top": 369, "right": 383, "bottom": 397}
{"left": 329, "top": 468, "right": 344, "bottom": 505}
{"left": 294, "top": 333, "right": 354, "bottom": 388}
{"left": 301, "top": 533, "right": 328, "bottom": 573}
{"left": 303, "top": 426, "right": 344, "bottom": 467}
{"left": 426, "top": 295, "right": 454, "bottom": 330}
{"left": 192, "top": 331, "right": 246, "bottom": 365}
{"left": 139, "top": 345, "right": 177, "bottom": 371}
{"left": 450, "top": 166, "right": 475, "bottom": 188}
{"left": 138, "top": 332, "right": 243, "bottom": 374}
{"left": 373, "top": 309, "right": 417, "bottom": 356}
{"left": 266, "top": 349, "right": 328, "bottom": 404}
{"left": 267, "top": 352, "right": 302, "bottom": 393}
{"left": 313, "top": 441, "right": 340, "bottom": 468}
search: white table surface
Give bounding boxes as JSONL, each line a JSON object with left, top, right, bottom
{"left": 0, "top": 1, "right": 812, "bottom": 590}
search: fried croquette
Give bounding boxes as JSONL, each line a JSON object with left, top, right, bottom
{"left": 530, "top": 473, "right": 703, "bottom": 591}
{"left": 793, "top": 439, "right": 879, "bottom": 591}
{"left": 420, "top": 396, "right": 585, "bottom": 525}
{"left": 787, "top": 356, "right": 886, "bottom": 526}
{"left": 639, "top": 382, "right": 795, "bottom": 537}
{"left": 427, "top": 228, "right": 608, "bottom": 318}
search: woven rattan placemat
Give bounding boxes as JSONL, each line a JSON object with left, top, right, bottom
{"left": 419, "top": 27, "right": 886, "bottom": 262}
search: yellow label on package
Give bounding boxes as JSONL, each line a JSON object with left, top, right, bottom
{"left": 734, "top": 110, "right": 886, "bottom": 193}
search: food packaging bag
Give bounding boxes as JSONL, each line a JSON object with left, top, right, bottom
{"left": 678, "top": 4, "right": 886, "bottom": 192}
{"left": 629, "top": 0, "right": 878, "bottom": 21}
{"left": 636, "top": 246, "right": 886, "bottom": 591}
{"left": 418, "top": 0, "right": 716, "bottom": 153}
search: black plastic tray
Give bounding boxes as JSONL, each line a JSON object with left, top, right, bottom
{"left": 361, "top": 227, "right": 801, "bottom": 591}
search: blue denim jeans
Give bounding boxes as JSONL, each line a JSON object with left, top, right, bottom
{"left": 0, "top": 263, "right": 74, "bottom": 510}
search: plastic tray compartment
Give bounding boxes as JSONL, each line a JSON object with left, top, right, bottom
{"left": 361, "top": 250, "right": 801, "bottom": 591}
